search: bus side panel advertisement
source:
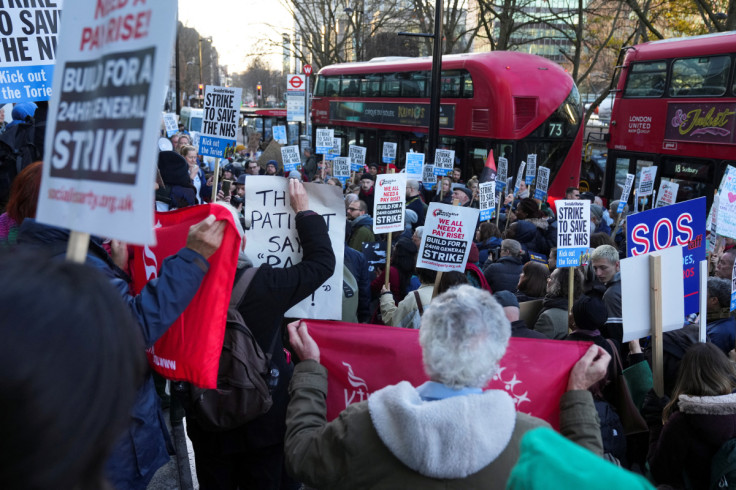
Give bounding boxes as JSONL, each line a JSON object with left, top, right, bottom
{"left": 626, "top": 197, "right": 706, "bottom": 317}
{"left": 665, "top": 102, "right": 736, "bottom": 144}
{"left": 330, "top": 101, "right": 455, "bottom": 129}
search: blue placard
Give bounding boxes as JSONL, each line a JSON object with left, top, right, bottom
{"left": 480, "top": 208, "right": 493, "bottom": 221}
{"left": 534, "top": 189, "right": 547, "bottom": 200}
{"left": 495, "top": 180, "right": 506, "bottom": 192}
{"left": 557, "top": 248, "right": 587, "bottom": 268}
{"left": 199, "top": 135, "right": 234, "bottom": 158}
{"left": 626, "top": 197, "right": 706, "bottom": 317}
{"left": 2, "top": 65, "right": 55, "bottom": 104}
{"left": 273, "top": 125, "right": 287, "bottom": 143}
{"left": 405, "top": 153, "right": 424, "bottom": 179}
{"left": 284, "top": 162, "right": 299, "bottom": 172}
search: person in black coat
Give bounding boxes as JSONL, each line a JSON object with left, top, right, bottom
{"left": 185, "top": 179, "right": 336, "bottom": 490}
{"left": 483, "top": 239, "right": 524, "bottom": 293}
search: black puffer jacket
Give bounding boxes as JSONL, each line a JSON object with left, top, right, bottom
{"left": 483, "top": 255, "right": 523, "bottom": 293}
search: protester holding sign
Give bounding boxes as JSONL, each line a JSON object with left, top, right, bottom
{"left": 283, "top": 285, "right": 608, "bottom": 488}
{"left": 187, "top": 179, "right": 336, "bottom": 489}
{"left": 590, "top": 245, "right": 623, "bottom": 343}
{"left": 18, "top": 211, "right": 226, "bottom": 489}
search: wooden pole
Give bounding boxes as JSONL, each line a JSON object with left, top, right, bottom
{"left": 384, "top": 233, "right": 393, "bottom": 289}
{"left": 568, "top": 266, "right": 575, "bottom": 313}
{"left": 610, "top": 213, "right": 623, "bottom": 238}
{"left": 699, "top": 259, "right": 708, "bottom": 344}
{"left": 66, "top": 231, "right": 90, "bottom": 263}
{"left": 650, "top": 253, "right": 664, "bottom": 396}
{"left": 431, "top": 198, "right": 461, "bottom": 298}
{"left": 210, "top": 157, "right": 221, "bottom": 202}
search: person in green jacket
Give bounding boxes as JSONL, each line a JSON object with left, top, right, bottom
{"left": 284, "top": 285, "right": 609, "bottom": 489}
{"left": 346, "top": 199, "right": 374, "bottom": 252}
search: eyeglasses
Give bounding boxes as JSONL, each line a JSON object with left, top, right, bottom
{"left": 347, "top": 207, "right": 361, "bottom": 212}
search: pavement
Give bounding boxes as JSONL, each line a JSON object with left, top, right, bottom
{"left": 146, "top": 408, "right": 199, "bottom": 490}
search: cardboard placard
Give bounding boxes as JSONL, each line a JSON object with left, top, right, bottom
{"left": 496, "top": 157, "right": 508, "bottom": 191}
{"left": 617, "top": 174, "right": 635, "bottom": 214}
{"left": 556, "top": 200, "right": 591, "bottom": 267}
{"left": 417, "top": 203, "right": 480, "bottom": 271}
{"left": 637, "top": 166, "right": 658, "bottom": 197}
{"left": 654, "top": 180, "right": 679, "bottom": 208}
{"left": 273, "top": 125, "right": 287, "bottom": 144}
{"left": 373, "top": 174, "right": 407, "bottom": 234}
{"left": 479, "top": 181, "right": 496, "bottom": 221}
{"left": 163, "top": 112, "right": 178, "bottom": 137}
{"left": 534, "top": 167, "right": 550, "bottom": 200}
{"left": 525, "top": 154, "right": 537, "bottom": 186}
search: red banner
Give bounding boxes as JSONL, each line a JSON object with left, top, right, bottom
{"left": 305, "top": 320, "right": 592, "bottom": 429}
{"left": 129, "top": 204, "right": 242, "bottom": 388}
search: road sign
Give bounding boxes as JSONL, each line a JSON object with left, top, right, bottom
{"left": 287, "top": 75, "right": 305, "bottom": 91}
{"left": 303, "top": 65, "right": 312, "bottom": 76}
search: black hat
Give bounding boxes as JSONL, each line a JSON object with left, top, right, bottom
{"left": 368, "top": 163, "right": 379, "bottom": 169}
{"left": 572, "top": 294, "right": 608, "bottom": 331}
{"left": 236, "top": 174, "right": 246, "bottom": 185}
{"left": 157, "top": 151, "right": 190, "bottom": 187}
{"left": 360, "top": 172, "right": 375, "bottom": 181}
{"left": 223, "top": 163, "right": 234, "bottom": 173}
{"left": 493, "top": 290, "right": 519, "bottom": 309}
{"left": 454, "top": 186, "right": 473, "bottom": 202}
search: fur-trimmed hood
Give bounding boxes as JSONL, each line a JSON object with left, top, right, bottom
{"left": 367, "top": 382, "right": 517, "bottom": 479}
{"left": 678, "top": 392, "right": 736, "bottom": 415}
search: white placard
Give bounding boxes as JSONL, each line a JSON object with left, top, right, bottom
{"left": 200, "top": 85, "right": 243, "bottom": 158}
{"left": 1, "top": 1, "right": 62, "bottom": 104}
{"left": 513, "top": 161, "right": 527, "bottom": 196}
{"left": 373, "top": 174, "right": 407, "bottom": 234}
{"left": 534, "top": 167, "right": 550, "bottom": 200}
{"left": 717, "top": 166, "right": 736, "bottom": 240}
{"left": 332, "top": 157, "right": 350, "bottom": 184}
{"left": 36, "top": 0, "right": 177, "bottom": 246}
{"left": 479, "top": 181, "right": 496, "bottom": 221}
{"left": 281, "top": 145, "right": 301, "bottom": 172}
{"left": 418, "top": 203, "right": 480, "bottom": 272}
{"left": 325, "top": 137, "right": 341, "bottom": 161}
{"left": 525, "top": 154, "right": 537, "bottom": 185}
{"left": 617, "top": 173, "right": 635, "bottom": 214}
{"left": 621, "top": 246, "right": 685, "bottom": 342}
{"left": 245, "top": 177, "right": 345, "bottom": 319}
{"left": 382, "top": 142, "right": 397, "bottom": 163}
{"left": 348, "top": 145, "right": 366, "bottom": 172}
{"left": 287, "top": 93, "right": 305, "bottom": 123}
{"left": 316, "top": 128, "right": 334, "bottom": 154}
{"left": 433, "top": 149, "right": 455, "bottom": 176}
{"left": 422, "top": 164, "right": 436, "bottom": 190}
{"left": 496, "top": 157, "right": 508, "bottom": 191}
{"left": 637, "top": 166, "right": 658, "bottom": 197}
{"left": 405, "top": 152, "right": 425, "bottom": 181}
{"left": 163, "top": 113, "right": 178, "bottom": 137}
{"left": 654, "top": 180, "right": 679, "bottom": 208}
{"left": 556, "top": 200, "right": 591, "bottom": 267}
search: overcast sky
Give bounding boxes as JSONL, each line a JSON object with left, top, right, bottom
{"left": 178, "top": 0, "right": 291, "bottom": 73}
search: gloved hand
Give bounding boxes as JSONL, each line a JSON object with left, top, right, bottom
{"left": 641, "top": 388, "right": 670, "bottom": 427}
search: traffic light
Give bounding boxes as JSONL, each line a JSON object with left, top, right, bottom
{"left": 257, "top": 83, "right": 262, "bottom": 99}
{"left": 198, "top": 84, "right": 204, "bottom": 96}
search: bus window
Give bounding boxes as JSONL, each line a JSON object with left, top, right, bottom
{"left": 440, "top": 71, "right": 462, "bottom": 98}
{"left": 612, "top": 157, "right": 632, "bottom": 201}
{"left": 462, "top": 72, "right": 474, "bottom": 98}
{"left": 382, "top": 74, "right": 402, "bottom": 97}
{"left": 314, "top": 75, "right": 323, "bottom": 96}
{"left": 341, "top": 76, "right": 360, "bottom": 96}
{"left": 671, "top": 55, "right": 730, "bottom": 97}
{"left": 360, "top": 74, "right": 382, "bottom": 97}
{"left": 401, "top": 72, "right": 425, "bottom": 97}
{"left": 624, "top": 61, "right": 667, "bottom": 98}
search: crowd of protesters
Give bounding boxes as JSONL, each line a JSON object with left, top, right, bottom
{"left": 1, "top": 108, "right": 736, "bottom": 490}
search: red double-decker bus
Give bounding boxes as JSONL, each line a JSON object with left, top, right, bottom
{"left": 605, "top": 32, "right": 736, "bottom": 208}
{"left": 311, "top": 52, "right": 584, "bottom": 202}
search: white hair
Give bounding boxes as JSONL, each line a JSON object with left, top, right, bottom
{"left": 419, "top": 285, "right": 510, "bottom": 388}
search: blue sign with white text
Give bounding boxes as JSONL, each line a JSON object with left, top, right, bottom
{"left": 626, "top": 197, "right": 706, "bottom": 317}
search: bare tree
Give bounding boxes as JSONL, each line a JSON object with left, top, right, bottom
{"left": 177, "top": 22, "right": 220, "bottom": 107}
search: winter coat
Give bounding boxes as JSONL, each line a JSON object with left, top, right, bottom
{"left": 483, "top": 255, "right": 523, "bottom": 294}
{"left": 648, "top": 393, "right": 736, "bottom": 489}
{"left": 358, "top": 187, "right": 375, "bottom": 215}
{"left": 18, "top": 219, "right": 209, "bottom": 490}
{"left": 706, "top": 314, "right": 736, "bottom": 356}
{"left": 512, "top": 219, "right": 552, "bottom": 257}
{"left": 284, "top": 360, "right": 602, "bottom": 490}
{"left": 380, "top": 284, "right": 433, "bottom": 328}
{"left": 476, "top": 237, "right": 503, "bottom": 265}
{"left": 406, "top": 195, "right": 427, "bottom": 227}
{"left": 602, "top": 272, "right": 623, "bottom": 343}
{"left": 534, "top": 296, "right": 569, "bottom": 340}
{"left": 344, "top": 244, "right": 371, "bottom": 323}
{"left": 348, "top": 213, "right": 375, "bottom": 252}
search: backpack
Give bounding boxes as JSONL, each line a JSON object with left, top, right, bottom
{"left": 0, "top": 122, "right": 38, "bottom": 208}
{"left": 181, "top": 266, "right": 278, "bottom": 431}
{"left": 398, "top": 290, "right": 425, "bottom": 329}
{"left": 594, "top": 398, "right": 627, "bottom": 467}
{"left": 711, "top": 438, "right": 736, "bottom": 489}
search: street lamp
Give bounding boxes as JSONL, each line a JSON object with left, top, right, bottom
{"left": 198, "top": 36, "right": 212, "bottom": 105}
{"left": 344, "top": 7, "right": 364, "bottom": 61}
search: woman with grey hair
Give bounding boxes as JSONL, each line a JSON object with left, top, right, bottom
{"left": 283, "top": 285, "right": 609, "bottom": 488}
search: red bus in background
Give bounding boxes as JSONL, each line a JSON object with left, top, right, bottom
{"left": 605, "top": 32, "right": 736, "bottom": 209}
{"left": 311, "top": 52, "right": 584, "bottom": 202}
